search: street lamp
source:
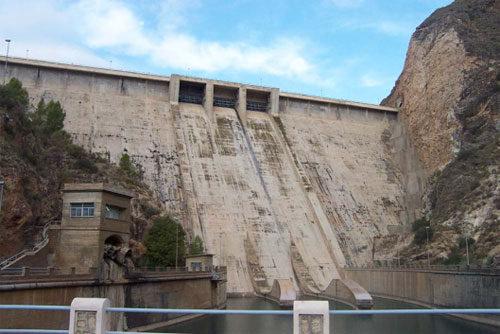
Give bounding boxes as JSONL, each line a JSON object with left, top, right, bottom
{"left": 3, "top": 39, "right": 11, "bottom": 85}
{"left": 425, "top": 226, "right": 430, "bottom": 267}
{"left": 463, "top": 221, "right": 470, "bottom": 267}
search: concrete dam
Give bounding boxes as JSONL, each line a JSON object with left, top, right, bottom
{"left": 1, "top": 57, "right": 421, "bottom": 295}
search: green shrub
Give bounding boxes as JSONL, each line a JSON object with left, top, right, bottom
{"left": 141, "top": 203, "right": 160, "bottom": 219}
{"left": 443, "top": 248, "right": 464, "bottom": 265}
{"left": 189, "top": 235, "right": 204, "bottom": 255}
{"left": 456, "top": 149, "right": 474, "bottom": 161}
{"left": 73, "top": 158, "right": 98, "bottom": 173}
{"left": 458, "top": 236, "right": 475, "bottom": 248}
{"left": 144, "top": 216, "right": 186, "bottom": 267}
{"left": 119, "top": 152, "right": 141, "bottom": 178}
{"left": 66, "top": 144, "right": 85, "bottom": 159}
{"left": 412, "top": 218, "right": 432, "bottom": 246}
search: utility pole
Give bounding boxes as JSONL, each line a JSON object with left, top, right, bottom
{"left": 3, "top": 39, "right": 11, "bottom": 85}
{"left": 425, "top": 226, "right": 430, "bottom": 267}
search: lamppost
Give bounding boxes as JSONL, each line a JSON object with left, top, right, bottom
{"left": 425, "top": 226, "right": 430, "bottom": 267}
{"left": 463, "top": 221, "right": 470, "bottom": 267}
{"left": 3, "top": 39, "right": 11, "bottom": 85}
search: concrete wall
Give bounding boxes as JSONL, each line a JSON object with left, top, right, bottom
{"left": 321, "top": 279, "right": 357, "bottom": 308}
{"left": 345, "top": 268, "right": 500, "bottom": 326}
{"left": 0, "top": 57, "right": 426, "bottom": 296}
{"left": 277, "top": 98, "right": 408, "bottom": 265}
{"left": 1, "top": 58, "right": 181, "bottom": 218}
{"left": 0, "top": 271, "right": 226, "bottom": 331}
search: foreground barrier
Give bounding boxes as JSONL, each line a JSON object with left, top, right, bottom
{"left": 0, "top": 298, "right": 499, "bottom": 334}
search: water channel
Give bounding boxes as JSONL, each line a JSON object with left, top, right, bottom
{"left": 163, "top": 296, "right": 498, "bottom": 334}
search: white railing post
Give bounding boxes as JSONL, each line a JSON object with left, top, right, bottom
{"left": 69, "top": 298, "right": 110, "bottom": 334}
{"left": 293, "top": 300, "right": 329, "bottom": 334}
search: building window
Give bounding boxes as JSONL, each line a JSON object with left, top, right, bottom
{"left": 105, "top": 205, "right": 124, "bottom": 220}
{"left": 190, "top": 262, "right": 202, "bottom": 270}
{"left": 70, "top": 203, "right": 94, "bottom": 217}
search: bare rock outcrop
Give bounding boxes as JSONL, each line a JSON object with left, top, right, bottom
{"left": 382, "top": 0, "right": 500, "bottom": 264}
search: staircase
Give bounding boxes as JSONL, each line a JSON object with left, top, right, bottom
{"left": 0, "top": 221, "right": 54, "bottom": 269}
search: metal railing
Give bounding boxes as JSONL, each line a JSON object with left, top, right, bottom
{"left": 246, "top": 101, "right": 267, "bottom": 112}
{"left": 0, "top": 301, "right": 499, "bottom": 334}
{"left": 213, "top": 97, "right": 237, "bottom": 108}
{"left": 0, "top": 267, "right": 99, "bottom": 280}
{"left": 346, "top": 263, "right": 500, "bottom": 274}
{"left": 0, "top": 221, "right": 56, "bottom": 270}
{"left": 0, "top": 265, "right": 228, "bottom": 282}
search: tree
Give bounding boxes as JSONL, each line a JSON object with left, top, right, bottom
{"left": 144, "top": 216, "right": 186, "bottom": 267}
{"left": 189, "top": 235, "right": 204, "bottom": 255}
{"left": 43, "top": 100, "right": 65, "bottom": 134}
{"left": 32, "top": 98, "right": 66, "bottom": 135}
{"left": 1, "top": 78, "right": 29, "bottom": 108}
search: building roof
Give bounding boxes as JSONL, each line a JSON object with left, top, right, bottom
{"left": 63, "top": 183, "right": 134, "bottom": 198}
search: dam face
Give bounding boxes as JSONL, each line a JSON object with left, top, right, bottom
{"left": 1, "top": 57, "right": 411, "bottom": 294}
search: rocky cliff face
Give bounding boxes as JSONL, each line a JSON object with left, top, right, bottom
{"left": 382, "top": 0, "right": 500, "bottom": 265}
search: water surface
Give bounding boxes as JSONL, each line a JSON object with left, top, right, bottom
{"left": 163, "top": 296, "right": 498, "bottom": 334}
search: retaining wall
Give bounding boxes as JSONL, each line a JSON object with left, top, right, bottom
{"left": 0, "top": 267, "right": 226, "bottom": 331}
{"left": 345, "top": 268, "right": 499, "bottom": 326}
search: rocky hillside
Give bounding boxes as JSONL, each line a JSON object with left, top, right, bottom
{"left": 382, "top": 0, "right": 499, "bottom": 265}
{"left": 0, "top": 79, "right": 163, "bottom": 260}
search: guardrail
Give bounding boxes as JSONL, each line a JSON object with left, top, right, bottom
{"left": 0, "top": 221, "right": 58, "bottom": 270}
{"left": 0, "top": 267, "right": 99, "bottom": 281}
{"left": 0, "top": 265, "right": 227, "bottom": 282}
{"left": 0, "top": 299, "right": 499, "bottom": 334}
{"left": 346, "top": 264, "right": 500, "bottom": 274}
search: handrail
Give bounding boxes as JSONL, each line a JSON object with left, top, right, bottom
{"left": 1, "top": 304, "right": 499, "bottom": 315}
{"left": 0, "top": 304, "right": 499, "bottom": 334}
{"left": 346, "top": 264, "right": 500, "bottom": 273}
{"left": 0, "top": 221, "right": 56, "bottom": 269}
